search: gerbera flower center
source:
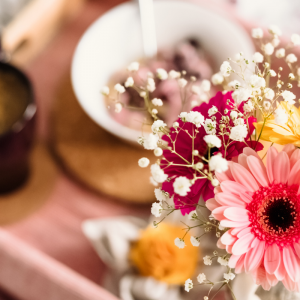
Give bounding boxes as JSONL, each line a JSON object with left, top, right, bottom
{"left": 261, "top": 197, "right": 296, "bottom": 232}
{"left": 247, "top": 183, "right": 300, "bottom": 247}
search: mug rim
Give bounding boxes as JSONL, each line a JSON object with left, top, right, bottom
{"left": 0, "top": 61, "right": 35, "bottom": 137}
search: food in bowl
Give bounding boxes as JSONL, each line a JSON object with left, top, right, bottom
{"left": 103, "top": 39, "right": 215, "bottom": 132}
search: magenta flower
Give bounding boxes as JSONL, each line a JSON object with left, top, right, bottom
{"left": 161, "top": 91, "right": 263, "bottom": 215}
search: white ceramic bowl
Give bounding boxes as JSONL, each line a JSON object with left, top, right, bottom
{"left": 72, "top": 0, "right": 254, "bottom": 144}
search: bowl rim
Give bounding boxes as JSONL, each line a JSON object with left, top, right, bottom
{"left": 71, "top": 0, "right": 255, "bottom": 144}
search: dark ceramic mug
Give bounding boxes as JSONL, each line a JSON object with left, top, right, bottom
{"left": 0, "top": 62, "right": 36, "bottom": 193}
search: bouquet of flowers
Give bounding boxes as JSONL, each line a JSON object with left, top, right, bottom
{"left": 103, "top": 25, "right": 300, "bottom": 299}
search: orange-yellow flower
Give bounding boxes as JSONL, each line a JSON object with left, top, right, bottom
{"left": 255, "top": 102, "right": 300, "bottom": 146}
{"left": 129, "top": 223, "right": 199, "bottom": 284}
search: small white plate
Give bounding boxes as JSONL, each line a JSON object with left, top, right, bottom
{"left": 71, "top": 0, "right": 254, "bottom": 144}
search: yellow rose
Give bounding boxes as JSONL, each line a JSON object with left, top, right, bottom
{"left": 129, "top": 223, "right": 199, "bottom": 285}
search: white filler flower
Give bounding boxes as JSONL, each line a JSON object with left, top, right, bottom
{"left": 151, "top": 202, "right": 162, "bottom": 217}
{"left": 291, "top": 34, "right": 300, "bottom": 46}
{"left": 274, "top": 108, "right": 288, "bottom": 125}
{"left": 230, "top": 125, "right": 248, "bottom": 142}
{"left": 211, "top": 73, "right": 224, "bottom": 85}
{"left": 154, "top": 188, "right": 169, "bottom": 202}
{"left": 218, "top": 257, "right": 228, "bottom": 266}
{"left": 151, "top": 164, "right": 168, "bottom": 183}
{"left": 203, "top": 255, "right": 212, "bottom": 265}
{"left": 138, "top": 157, "right": 150, "bottom": 168}
{"left": 186, "top": 111, "right": 205, "bottom": 127}
{"left": 147, "top": 77, "right": 156, "bottom": 92}
{"left": 156, "top": 68, "right": 168, "bottom": 80}
{"left": 197, "top": 273, "right": 206, "bottom": 284}
{"left": 115, "top": 103, "right": 122, "bottom": 113}
{"left": 282, "top": 90, "right": 296, "bottom": 105}
{"left": 220, "top": 61, "right": 232, "bottom": 77}
{"left": 127, "top": 61, "right": 139, "bottom": 72}
{"left": 190, "top": 236, "right": 200, "bottom": 247}
{"left": 209, "top": 155, "right": 228, "bottom": 173}
{"left": 143, "top": 133, "right": 159, "bottom": 150}
{"left": 151, "top": 98, "right": 163, "bottom": 106}
{"left": 154, "top": 147, "right": 163, "bottom": 157}
{"left": 188, "top": 210, "right": 198, "bottom": 221}
{"left": 204, "top": 135, "right": 221, "bottom": 148}
{"left": 276, "top": 48, "right": 285, "bottom": 58}
{"left": 114, "top": 83, "right": 125, "bottom": 93}
{"left": 184, "top": 279, "right": 193, "bottom": 292}
{"left": 174, "top": 238, "right": 186, "bottom": 249}
{"left": 151, "top": 120, "right": 167, "bottom": 134}
{"left": 252, "top": 28, "right": 263, "bottom": 38}
{"left": 208, "top": 105, "right": 218, "bottom": 116}
{"left": 286, "top": 53, "right": 297, "bottom": 63}
{"left": 125, "top": 77, "right": 134, "bottom": 87}
{"left": 224, "top": 273, "right": 235, "bottom": 281}
{"left": 253, "top": 52, "right": 264, "bottom": 63}
{"left": 173, "top": 176, "right": 191, "bottom": 196}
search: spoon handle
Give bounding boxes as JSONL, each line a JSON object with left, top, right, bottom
{"left": 137, "top": 0, "right": 157, "bottom": 58}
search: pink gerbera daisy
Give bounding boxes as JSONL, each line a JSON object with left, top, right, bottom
{"left": 206, "top": 144, "right": 300, "bottom": 291}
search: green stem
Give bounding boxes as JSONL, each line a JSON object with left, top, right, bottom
{"left": 255, "top": 118, "right": 266, "bottom": 150}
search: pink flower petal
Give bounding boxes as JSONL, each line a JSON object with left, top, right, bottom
{"left": 221, "top": 231, "right": 237, "bottom": 245}
{"left": 266, "top": 272, "right": 278, "bottom": 287}
{"left": 294, "top": 282, "right": 300, "bottom": 293}
{"left": 228, "top": 254, "right": 241, "bottom": 268}
{"left": 283, "top": 246, "right": 300, "bottom": 282}
{"left": 226, "top": 244, "right": 233, "bottom": 254}
{"left": 274, "top": 250, "right": 286, "bottom": 281}
{"left": 235, "top": 254, "right": 246, "bottom": 273}
{"left": 252, "top": 266, "right": 271, "bottom": 291}
{"left": 244, "top": 240, "right": 265, "bottom": 272}
{"left": 215, "top": 192, "right": 246, "bottom": 207}
{"left": 282, "top": 144, "right": 296, "bottom": 158}
{"left": 224, "top": 207, "right": 249, "bottom": 222}
{"left": 247, "top": 156, "right": 269, "bottom": 187}
{"left": 266, "top": 147, "right": 278, "bottom": 183}
{"left": 238, "top": 154, "right": 251, "bottom": 172}
{"left": 214, "top": 186, "right": 222, "bottom": 194}
{"left": 206, "top": 198, "right": 219, "bottom": 211}
{"left": 264, "top": 244, "right": 280, "bottom": 274}
{"left": 282, "top": 276, "right": 297, "bottom": 292}
{"left": 243, "top": 147, "right": 260, "bottom": 159}
{"left": 220, "top": 219, "right": 251, "bottom": 228}
{"left": 220, "top": 180, "right": 248, "bottom": 195}
{"left": 273, "top": 151, "right": 290, "bottom": 184}
{"left": 251, "top": 237, "right": 260, "bottom": 248}
{"left": 294, "top": 243, "right": 300, "bottom": 259}
{"left": 232, "top": 232, "right": 255, "bottom": 256}
{"left": 239, "top": 192, "right": 253, "bottom": 204}
{"left": 215, "top": 162, "right": 234, "bottom": 182}
{"left": 230, "top": 163, "right": 259, "bottom": 192}
{"left": 212, "top": 206, "right": 229, "bottom": 221}
{"left": 217, "top": 237, "right": 226, "bottom": 249}
{"left": 231, "top": 226, "right": 247, "bottom": 236}
{"left": 288, "top": 160, "right": 300, "bottom": 186}
{"left": 290, "top": 149, "right": 300, "bottom": 169}
{"left": 237, "top": 227, "right": 252, "bottom": 238}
